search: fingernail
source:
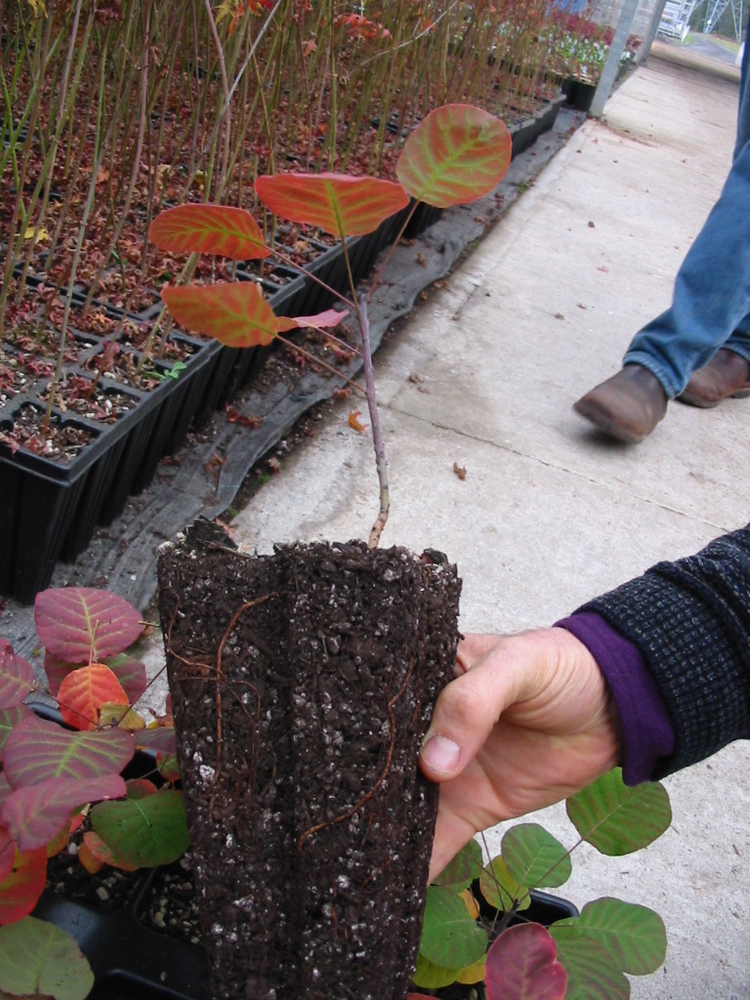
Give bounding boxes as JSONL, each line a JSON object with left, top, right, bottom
{"left": 421, "top": 734, "right": 461, "bottom": 774}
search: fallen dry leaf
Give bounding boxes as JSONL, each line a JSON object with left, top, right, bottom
{"left": 348, "top": 410, "right": 368, "bottom": 433}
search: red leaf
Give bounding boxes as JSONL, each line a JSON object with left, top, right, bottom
{"left": 34, "top": 588, "right": 143, "bottom": 663}
{"left": 255, "top": 173, "right": 409, "bottom": 237}
{"left": 4, "top": 715, "right": 134, "bottom": 788}
{"left": 0, "top": 642, "right": 34, "bottom": 710}
{"left": 135, "top": 726, "right": 177, "bottom": 755}
{"left": 126, "top": 778, "right": 158, "bottom": 799}
{"left": 43, "top": 651, "right": 81, "bottom": 697}
{"left": 57, "top": 663, "right": 129, "bottom": 732}
{"left": 149, "top": 203, "right": 270, "bottom": 261}
{"left": 0, "top": 846, "right": 47, "bottom": 924}
{"left": 161, "top": 282, "right": 279, "bottom": 348}
{"left": 106, "top": 656, "right": 148, "bottom": 704}
{"left": 0, "top": 827, "right": 15, "bottom": 883}
{"left": 485, "top": 924, "right": 567, "bottom": 1000}
{"left": 156, "top": 753, "right": 181, "bottom": 782}
{"left": 0, "top": 706, "right": 33, "bottom": 762}
{"left": 275, "top": 307, "right": 349, "bottom": 333}
{"left": 397, "top": 104, "right": 512, "bottom": 208}
{"left": 2, "top": 774, "right": 127, "bottom": 851}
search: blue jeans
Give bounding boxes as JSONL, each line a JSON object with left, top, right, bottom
{"left": 624, "top": 41, "right": 750, "bottom": 398}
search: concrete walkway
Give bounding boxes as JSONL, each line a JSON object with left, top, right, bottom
{"left": 229, "top": 56, "right": 750, "bottom": 997}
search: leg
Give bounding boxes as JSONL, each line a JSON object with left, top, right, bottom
{"left": 575, "top": 44, "right": 750, "bottom": 440}
{"left": 623, "top": 140, "right": 750, "bottom": 397}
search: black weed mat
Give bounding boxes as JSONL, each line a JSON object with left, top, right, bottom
{"left": 1, "top": 108, "right": 585, "bottom": 665}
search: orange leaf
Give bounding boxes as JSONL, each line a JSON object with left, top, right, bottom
{"left": 0, "top": 846, "right": 47, "bottom": 924}
{"left": 149, "top": 203, "right": 270, "bottom": 261}
{"left": 348, "top": 410, "right": 367, "bottom": 432}
{"left": 397, "top": 104, "right": 512, "bottom": 208}
{"left": 57, "top": 664, "right": 129, "bottom": 732}
{"left": 255, "top": 173, "right": 409, "bottom": 238}
{"left": 161, "top": 282, "right": 279, "bottom": 348}
{"left": 82, "top": 830, "right": 141, "bottom": 873}
{"left": 78, "top": 837, "right": 104, "bottom": 874}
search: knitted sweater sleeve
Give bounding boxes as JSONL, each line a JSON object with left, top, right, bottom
{"left": 578, "top": 522, "right": 750, "bottom": 779}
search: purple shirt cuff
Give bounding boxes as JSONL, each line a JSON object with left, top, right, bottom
{"left": 556, "top": 612, "right": 675, "bottom": 785}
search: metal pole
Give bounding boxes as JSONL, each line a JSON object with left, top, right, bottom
{"left": 639, "top": 0, "right": 671, "bottom": 64}
{"left": 589, "top": 0, "right": 642, "bottom": 117}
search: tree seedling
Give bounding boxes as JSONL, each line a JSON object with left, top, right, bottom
{"left": 149, "top": 103, "right": 513, "bottom": 547}
{"left": 412, "top": 769, "right": 671, "bottom": 999}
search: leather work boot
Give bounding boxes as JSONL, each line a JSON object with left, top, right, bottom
{"left": 573, "top": 364, "right": 668, "bottom": 443}
{"left": 677, "top": 348, "right": 750, "bottom": 408}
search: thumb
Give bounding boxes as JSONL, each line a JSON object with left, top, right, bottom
{"left": 419, "top": 647, "right": 522, "bottom": 782}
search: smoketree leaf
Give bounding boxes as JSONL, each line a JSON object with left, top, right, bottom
{"left": 0, "top": 916, "right": 94, "bottom": 999}
{"left": 397, "top": 104, "right": 512, "bottom": 208}
{"left": 35, "top": 588, "right": 143, "bottom": 663}
{"left": 4, "top": 715, "right": 134, "bottom": 788}
{"left": 566, "top": 770, "right": 671, "bottom": 855}
{"left": 149, "top": 203, "right": 270, "bottom": 260}
{"left": 2, "top": 774, "right": 126, "bottom": 851}
{"left": 0, "top": 643, "right": 34, "bottom": 710}
{"left": 255, "top": 173, "right": 409, "bottom": 238}
{"left": 161, "top": 281, "right": 279, "bottom": 348}
{"left": 485, "top": 924, "right": 567, "bottom": 1000}
{"left": 91, "top": 788, "right": 189, "bottom": 868}
{"left": 551, "top": 898, "right": 667, "bottom": 975}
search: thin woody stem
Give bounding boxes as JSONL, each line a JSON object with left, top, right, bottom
{"left": 357, "top": 293, "right": 389, "bottom": 548}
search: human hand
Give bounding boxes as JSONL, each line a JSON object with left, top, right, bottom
{"left": 419, "top": 628, "right": 621, "bottom": 881}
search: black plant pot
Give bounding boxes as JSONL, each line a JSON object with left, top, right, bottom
{"left": 563, "top": 79, "right": 597, "bottom": 113}
{"left": 33, "top": 872, "right": 576, "bottom": 1000}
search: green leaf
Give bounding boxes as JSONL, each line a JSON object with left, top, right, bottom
{"left": 0, "top": 916, "right": 94, "bottom": 1000}
{"left": 254, "top": 173, "right": 409, "bottom": 238}
{"left": 396, "top": 104, "right": 512, "bottom": 208}
{"left": 432, "top": 839, "right": 483, "bottom": 890}
{"left": 419, "top": 885, "right": 488, "bottom": 970}
{"left": 566, "top": 769, "right": 671, "bottom": 855}
{"left": 501, "top": 823, "right": 572, "bottom": 890}
{"left": 551, "top": 898, "right": 667, "bottom": 975}
{"left": 478, "top": 856, "right": 529, "bottom": 912}
{"left": 91, "top": 788, "right": 189, "bottom": 868}
{"left": 149, "top": 204, "right": 270, "bottom": 261}
{"left": 549, "top": 928, "right": 629, "bottom": 1000}
{"left": 412, "top": 952, "right": 463, "bottom": 990}
{"left": 161, "top": 281, "right": 279, "bottom": 348}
